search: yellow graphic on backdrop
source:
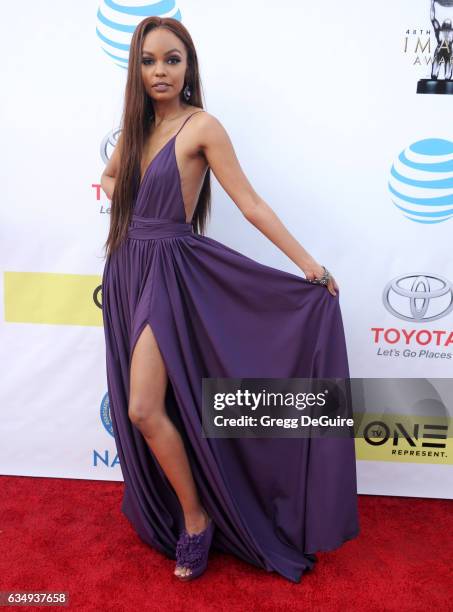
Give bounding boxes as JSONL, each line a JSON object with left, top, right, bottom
{"left": 4, "top": 271, "right": 103, "bottom": 326}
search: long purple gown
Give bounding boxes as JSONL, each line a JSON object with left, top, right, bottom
{"left": 101, "top": 111, "right": 360, "bottom": 583}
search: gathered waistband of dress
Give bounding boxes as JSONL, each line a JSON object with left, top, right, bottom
{"left": 127, "top": 214, "right": 193, "bottom": 240}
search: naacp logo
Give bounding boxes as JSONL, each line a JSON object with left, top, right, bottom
{"left": 100, "top": 392, "right": 115, "bottom": 437}
{"left": 383, "top": 273, "right": 453, "bottom": 322}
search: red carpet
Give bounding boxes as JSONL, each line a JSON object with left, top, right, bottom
{"left": 0, "top": 475, "right": 450, "bottom": 611}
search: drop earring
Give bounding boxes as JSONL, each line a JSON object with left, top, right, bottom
{"left": 183, "top": 84, "right": 191, "bottom": 100}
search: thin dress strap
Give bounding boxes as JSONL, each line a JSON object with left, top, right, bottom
{"left": 174, "top": 110, "right": 205, "bottom": 137}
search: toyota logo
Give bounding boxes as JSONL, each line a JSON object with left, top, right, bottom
{"left": 383, "top": 273, "right": 453, "bottom": 322}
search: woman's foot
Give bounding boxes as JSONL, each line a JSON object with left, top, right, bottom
{"left": 185, "top": 508, "right": 210, "bottom": 536}
{"left": 174, "top": 508, "right": 212, "bottom": 579}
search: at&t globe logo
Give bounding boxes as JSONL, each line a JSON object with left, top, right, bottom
{"left": 388, "top": 138, "right": 453, "bottom": 224}
{"left": 96, "top": 0, "right": 182, "bottom": 69}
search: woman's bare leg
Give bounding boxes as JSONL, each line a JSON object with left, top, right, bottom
{"left": 128, "top": 323, "right": 210, "bottom": 577}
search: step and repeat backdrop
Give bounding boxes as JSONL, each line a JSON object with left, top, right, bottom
{"left": 2, "top": 1, "right": 452, "bottom": 498}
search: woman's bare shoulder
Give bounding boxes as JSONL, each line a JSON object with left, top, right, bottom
{"left": 192, "top": 111, "right": 233, "bottom": 151}
{"left": 190, "top": 107, "right": 219, "bottom": 121}
{"left": 189, "top": 108, "right": 226, "bottom": 135}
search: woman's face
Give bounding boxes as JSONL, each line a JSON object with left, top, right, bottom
{"left": 141, "top": 28, "right": 188, "bottom": 101}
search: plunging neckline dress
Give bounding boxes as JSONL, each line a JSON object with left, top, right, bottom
{"left": 101, "top": 110, "right": 360, "bottom": 583}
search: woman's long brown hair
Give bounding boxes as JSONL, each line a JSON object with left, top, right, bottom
{"left": 102, "top": 16, "right": 211, "bottom": 260}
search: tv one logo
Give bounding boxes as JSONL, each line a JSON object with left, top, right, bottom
{"left": 363, "top": 419, "right": 448, "bottom": 451}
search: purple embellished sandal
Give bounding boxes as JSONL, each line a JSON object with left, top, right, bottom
{"left": 175, "top": 516, "right": 215, "bottom": 581}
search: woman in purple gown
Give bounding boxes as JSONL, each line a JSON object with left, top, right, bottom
{"left": 100, "top": 16, "right": 359, "bottom": 583}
